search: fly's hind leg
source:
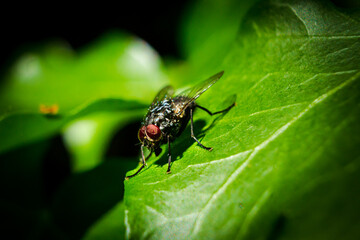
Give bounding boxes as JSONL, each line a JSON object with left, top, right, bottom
{"left": 190, "top": 108, "right": 213, "bottom": 151}
{"left": 190, "top": 102, "right": 235, "bottom": 151}
{"left": 196, "top": 102, "right": 235, "bottom": 116}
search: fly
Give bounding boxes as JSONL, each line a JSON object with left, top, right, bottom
{"left": 125, "top": 71, "right": 235, "bottom": 179}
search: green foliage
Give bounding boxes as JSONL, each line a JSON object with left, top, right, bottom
{"left": 0, "top": 99, "right": 146, "bottom": 154}
{"left": 180, "top": 0, "right": 260, "bottom": 72}
{"left": 0, "top": 0, "right": 359, "bottom": 239}
{"left": 0, "top": 32, "right": 162, "bottom": 239}
{"left": 124, "top": 0, "right": 360, "bottom": 239}
{"left": 0, "top": 32, "right": 168, "bottom": 114}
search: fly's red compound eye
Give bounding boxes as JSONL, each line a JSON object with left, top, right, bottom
{"left": 138, "top": 126, "right": 146, "bottom": 142}
{"left": 145, "top": 124, "right": 162, "bottom": 141}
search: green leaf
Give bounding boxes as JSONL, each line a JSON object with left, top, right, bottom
{"left": 0, "top": 32, "right": 168, "bottom": 169}
{"left": 124, "top": 0, "right": 360, "bottom": 239}
{"left": 63, "top": 114, "right": 126, "bottom": 172}
{"left": 0, "top": 32, "right": 168, "bottom": 115}
{"left": 0, "top": 98, "right": 146, "bottom": 154}
{"left": 0, "top": 31, "right": 169, "bottom": 239}
{"left": 179, "top": 0, "right": 260, "bottom": 74}
{"left": 83, "top": 202, "right": 126, "bottom": 240}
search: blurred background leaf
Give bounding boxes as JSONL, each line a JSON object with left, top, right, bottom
{"left": 0, "top": 32, "right": 168, "bottom": 115}
{"left": 0, "top": 30, "right": 167, "bottom": 239}
{"left": 179, "top": 0, "right": 260, "bottom": 74}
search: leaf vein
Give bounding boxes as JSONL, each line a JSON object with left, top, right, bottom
{"left": 235, "top": 189, "right": 272, "bottom": 238}
{"left": 275, "top": 2, "right": 310, "bottom": 35}
{"left": 144, "top": 150, "right": 252, "bottom": 186}
{"left": 190, "top": 71, "right": 360, "bottom": 236}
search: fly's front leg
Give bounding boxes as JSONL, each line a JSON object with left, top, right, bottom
{"left": 139, "top": 149, "right": 152, "bottom": 165}
{"left": 196, "top": 102, "right": 235, "bottom": 116}
{"left": 190, "top": 108, "right": 213, "bottom": 151}
{"left": 125, "top": 144, "right": 147, "bottom": 180}
{"left": 167, "top": 135, "right": 172, "bottom": 174}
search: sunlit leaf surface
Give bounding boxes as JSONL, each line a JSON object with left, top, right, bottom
{"left": 124, "top": 1, "right": 360, "bottom": 239}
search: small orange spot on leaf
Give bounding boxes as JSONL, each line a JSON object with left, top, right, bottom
{"left": 39, "top": 104, "right": 59, "bottom": 115}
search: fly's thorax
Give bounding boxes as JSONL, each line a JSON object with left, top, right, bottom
{"left": 145, "top": 99, "right": 174, "bottom": 129}
{"left": 143, "top": 97, "right": 191, "bottom": 139}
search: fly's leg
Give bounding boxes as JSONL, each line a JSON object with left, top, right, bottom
{"left": 196, "top": 102, "right": 235, "bottom": 116}
{"left": 125, "top": 144, "right": 148, "bottom": 179}
{"left": 145, "top": 150, "right": 153, "bottom": 161}
{"left": 190, "top": 108, "right": 213, "bottom": 151}
{"left": 138, "top": 149, "right": 153, "bottom": 165}
{"left": 167, "top": 135, "right": 172, "bottom": 174}
{"left": 190, "top": 102, "right": 235, "bottom": 151}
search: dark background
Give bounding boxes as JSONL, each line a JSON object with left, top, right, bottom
{"left": 0, "top": 0, "right": 357, "bottom": 74}
{"left": 0, "top": 1, "right": 189, "bottom": 75}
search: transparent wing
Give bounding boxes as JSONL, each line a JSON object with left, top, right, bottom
{"left": 177, "top": 71, "right": 224, "bottom": 114}
{"left": 152, "top": 85, "right": 174, "bottom": 103}
{"left": 148, "top": 85, "right": 174, "bottom": 110}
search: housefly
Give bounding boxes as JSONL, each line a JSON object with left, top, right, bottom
{"left": 125, "top": 71, "right": 235, "bottom": 179}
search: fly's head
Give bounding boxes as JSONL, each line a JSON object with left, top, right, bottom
{"left": 138, "top": 124, "right": 163, "bottom": 155}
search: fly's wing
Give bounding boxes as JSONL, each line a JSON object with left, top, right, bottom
{"left": 147, "top": 85, "right": 174, "bottom": 112}
{"left": 152, "top": 85, "right": 174, "bottom": 103}
{"left": 177, "top": 71, "right": 224, "bottom": 115}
